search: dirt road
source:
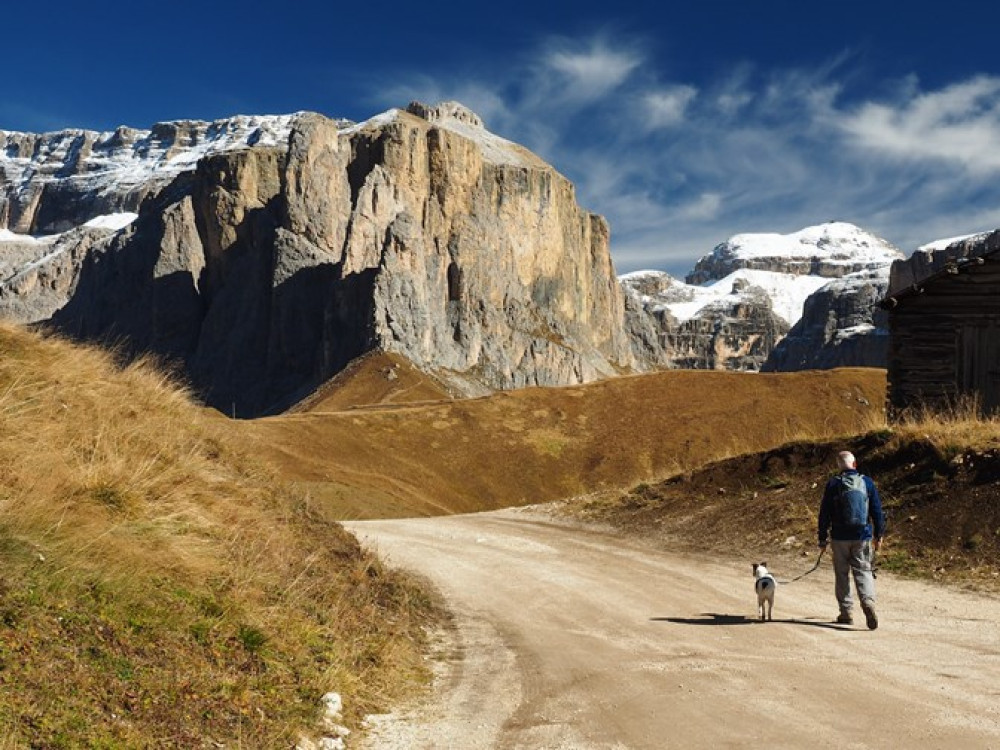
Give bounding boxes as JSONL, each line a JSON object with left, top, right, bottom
{"left": 346, "top": 509, "right": 1000, "bottom": 749}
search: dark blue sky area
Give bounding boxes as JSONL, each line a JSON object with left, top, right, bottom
{"left": 6, "top": 0, "right": 991, "bottom": 131}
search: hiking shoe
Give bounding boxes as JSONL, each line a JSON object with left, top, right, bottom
{"left": 836, "top": 612, "right": 853, "bottom": 625}
{"left": 861, "top": 600, "right": 879, "bottom": 630}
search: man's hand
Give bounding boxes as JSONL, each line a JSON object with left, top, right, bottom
{"left": 873, "top": 537, "right": 883, "bottom": 552}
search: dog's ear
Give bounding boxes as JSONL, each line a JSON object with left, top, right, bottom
{"left": 761, "top": 561, "right": 767, "bottom": 567}
{"left": 752, "top": 563, "right": 759, "bottom": 573}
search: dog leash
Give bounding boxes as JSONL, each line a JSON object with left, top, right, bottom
{"left": 776, "top": 547, "right": 826, "bottom": 584}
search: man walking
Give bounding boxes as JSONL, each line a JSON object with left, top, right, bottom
{"left": 818, "top": 450, "right": 886, "bottom": 629}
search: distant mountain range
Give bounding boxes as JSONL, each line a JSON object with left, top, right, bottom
{"left": 1, "top": 103, "right": 634, "bottom": 415}
{"left": 0, "top": 104, "right": 985, "bottom": 412}
{"left": 622, "top": 222, "right": 906, "bottom": 371}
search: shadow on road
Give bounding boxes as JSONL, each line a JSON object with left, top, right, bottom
{"left": 652, "top": 613, "right": 852, "bottom": 631}
{"left": 652, "top": 613, "right": 753, "bottom": 626}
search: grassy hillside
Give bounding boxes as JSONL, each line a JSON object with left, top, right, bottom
{"left": 565, "top": 405, "right": 1000, "bottom": 592}
{"left": 287, "top": 351, "right": 456, "bottom": 413}
{"left": 247, "top": 367, "right": 887, "bottom": 519}
{"left": 0, "top": 324, "right": 438, "bottom": 748}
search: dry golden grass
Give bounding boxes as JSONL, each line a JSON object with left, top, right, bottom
{"left": 0, "top": 323, "right": 438, "bottom": 748}
{"left": 288, "top": 351, "right": 455, "bottom": 413}
{"left": 0, "top": 321, "right": 898, "bottom": 745}
{"left": 246, "top": 366, "right": 888, "bottom": 519}
{"left": 879, "top": 397, "right": 1000, "bottom": 458}
{"left": 557, "top": 395, "right": 1000, "bottom": 593}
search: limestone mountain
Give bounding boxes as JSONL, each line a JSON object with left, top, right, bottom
{"left": 687, "top": 222, "right": 902, "bottom": 284}
{"left": 1, "top": 103, "right": 635, "bottom": 415}
{"left": 623, "top": 222, "right": 904, "bottom": 371}
{"left": 621, "top": 269, "right": 790, "bottom": 370}
{"left": 761, "top": 268, "right": 892, "bottom": 372}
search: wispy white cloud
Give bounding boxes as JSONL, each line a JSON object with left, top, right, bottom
{"left": 678, "top": 191, "right": 722, "bottom": 221}
{"left": 365, "top": 32, "right": 1000, "bottom": 275}
{"left": 640, "top": 86, "right": 698, "bottom": 129}
{"left": 835, "top": 75, "right": 1000, "bottom": 173}
{"left": 541, "top": 39, "right": 642, "bottom": 103}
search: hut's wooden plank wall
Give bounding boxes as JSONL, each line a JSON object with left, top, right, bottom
{"left": 887, "top": 258, "right": 1000, "bottom": 415}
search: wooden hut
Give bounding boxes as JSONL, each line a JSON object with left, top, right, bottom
{"left": 881, "top": 230, "right": 1000, "bottom": 417}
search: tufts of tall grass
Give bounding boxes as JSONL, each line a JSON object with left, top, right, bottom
{"left": 872, "top": 396, "right": 1000, "bottom": 459}
{"left": 0, "top": 323, "right": 437, "bottom": 747}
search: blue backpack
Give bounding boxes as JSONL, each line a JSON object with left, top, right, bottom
{"left": 834, "top": 473, "right": 869, "bottom": 529}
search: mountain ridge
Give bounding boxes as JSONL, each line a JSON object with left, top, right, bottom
{"left": 622, "top": 221, "right": 904, "bottom": 371}
{"left": 3, "top": 104, "right": 991, "bottom": 402}
{"left": 1, "top": 102, "right": 637, "bottom": 415}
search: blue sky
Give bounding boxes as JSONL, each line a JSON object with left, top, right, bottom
{"left": 4, "top": 0, "right": 1000, "bottom": 275}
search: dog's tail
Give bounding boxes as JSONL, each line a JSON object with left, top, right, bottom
{"left": 755, "top": 576, "right": 776, "bottom": 593}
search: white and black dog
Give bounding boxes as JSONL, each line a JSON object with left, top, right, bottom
{"left": 752, "top": 562, "right": 776, "bottom": 622}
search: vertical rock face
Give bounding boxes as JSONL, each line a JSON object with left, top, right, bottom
{"left": 761, "top": 269, "right": 891, "bottom": 371}
{"left": 1, "top": 104, "right": 634, "bottom": 415}
{"left": 344, "top": 104, "right": 631, "bottom": 393}
{"left": 621, "top": 271, "right": 788, "bottom": 370}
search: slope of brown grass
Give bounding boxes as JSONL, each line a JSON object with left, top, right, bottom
{"left": 0, "top": 323, "right": 439, "bottom": 748}
{"left": 563, "top": 424, "right": 1000, "bottom": 593}
{"left": 288, "top": 352, "right": 455, "bottom": 413}
{"left": 245, "top": 368, "right": 887, "bottom": 519}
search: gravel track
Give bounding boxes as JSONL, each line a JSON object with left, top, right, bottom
{"left": 346, "top": 508, "right": 1000, "bottom": 749}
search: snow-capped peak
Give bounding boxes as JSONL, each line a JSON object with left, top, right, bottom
{"left": 723, "top": 222, "right": 900, "bottom": 261}
{"left": 687, "top": 221, "right": 904, "bottom": 286}
{"left": 1, "top": 113, "right": 311, "bottom": 241}
{"left": 624, "top": 222, "right": 904, "bottom": 330}
{"left": 1, "top": 113, "right": 303, "bottom": 196}
{"left": 916, "top": 231, "right": 991, "bottom": 253}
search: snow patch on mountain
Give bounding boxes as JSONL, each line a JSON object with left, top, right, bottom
{"left": 718, "top": 222, "right": 901, "bottom": 264}
{"left": 916, "top": 232, "right": 990, "bottom": 253}
{"left": 338, "top": 109, "right": 402, "bottom": 136}
{"left": 622, "top": 268, "right": 829, "bottom": 327}
{"left": 835, "top": 323, "right": 876, "bottom": 340}
{"left": 0, "top": 228, "right": 40, "bottom": 243}
{"left": 82, "top": 213, "right": 138, "bottom": 230}
{"left": 342, "top": 102, "right": 540, "bottom": 169}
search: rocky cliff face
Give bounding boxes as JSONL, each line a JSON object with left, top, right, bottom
{"left": 761, "top": 269, "right": 891, "bottom": 371}
{"left": 1, "top": 116, "right": 301, "bottom": 234}
{"left": 885, "top": 231, "right": 994, "bottom": 295}
{"left": 1, "top": 103, "right": 634, "bottom": 415}
{"left": 621, "top": 271, "right": 788, "bottom": 370}
{"left": 623, "top": 222, "right": 903, "bottom": 372}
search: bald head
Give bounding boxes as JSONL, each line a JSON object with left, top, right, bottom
{"left": 837, "top": 451, "right": 857, "bottom": 471}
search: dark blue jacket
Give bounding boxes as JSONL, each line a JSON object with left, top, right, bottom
{"left": 818, "top": 470, "right": 886, "bottom": 544}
